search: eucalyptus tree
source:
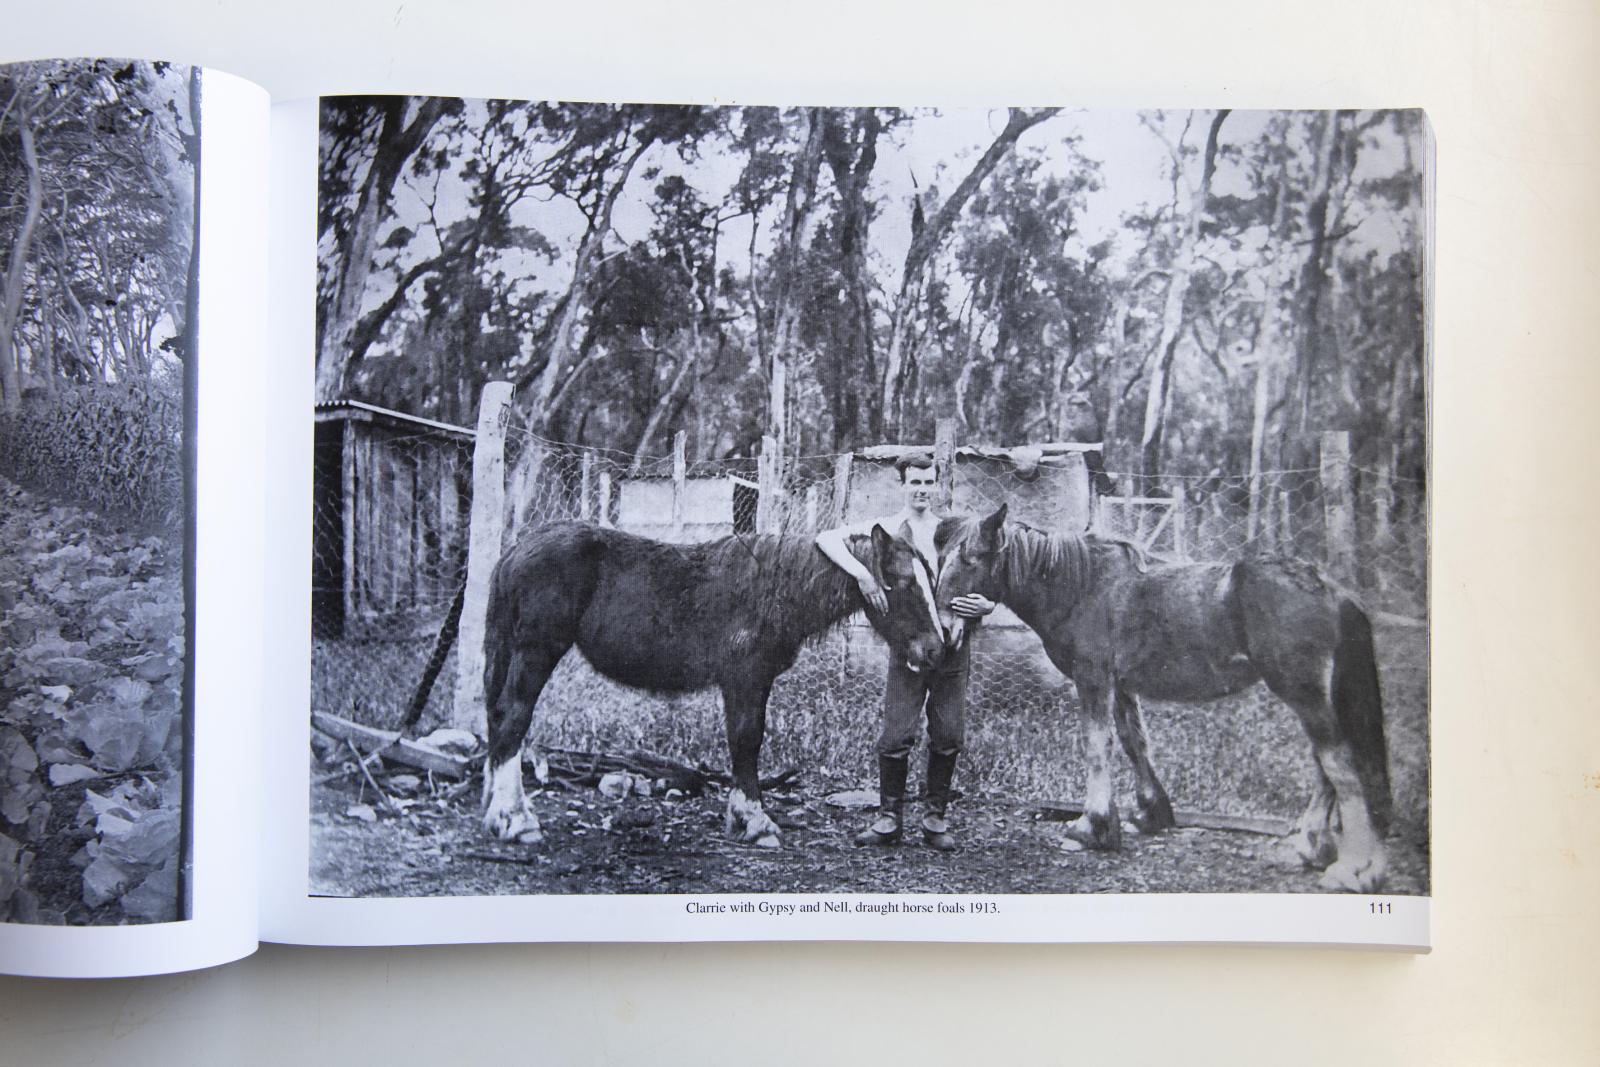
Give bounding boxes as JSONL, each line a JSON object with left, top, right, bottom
{"left": 935, "top": 141, "right": 1109, "bottom": 446}
{"left": 877, "top": 106, "right": 1060, "bottom": 441}
{"left": 316, "top": 96, "right": 456, "bottom": 401}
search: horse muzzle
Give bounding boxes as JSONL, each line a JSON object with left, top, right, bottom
{"left": 905, "top": 635, "right": 946, "bottom": 674}
{"left": 941, "top": 615, "right": 968, "bottom": 655}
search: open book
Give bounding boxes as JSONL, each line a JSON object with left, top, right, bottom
{"left": 0, "top": 60, "right": 1431, "bottom": 977}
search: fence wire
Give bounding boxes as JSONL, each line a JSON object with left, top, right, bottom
{"left": 311, "top": 408, "right": 1428, "bottom": 834}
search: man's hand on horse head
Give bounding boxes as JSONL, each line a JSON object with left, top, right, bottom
{"left": 949, "top": 593, "right": 995, "bottom": 618}
{"left": 858, "top": 574, "right": 889, "bottom": 614}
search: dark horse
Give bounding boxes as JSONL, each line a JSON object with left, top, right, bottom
{"left": 481, "top": 520, "right": 947, "bottom": 848}
{"left": 935, "top": 505, "right": 1392, "bottom": 892}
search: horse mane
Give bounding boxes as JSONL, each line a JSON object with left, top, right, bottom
{"left": 998, "top": 523, "right": 1095, "bottom": 601}
{"left": 687, "top": 531, "right": 863, "bottom": 635}
{"left": 937, "top": 514, "right": 1142, "bottom": 604}
{"left": 586, "top": 525, "right": 874, "bottom": 622}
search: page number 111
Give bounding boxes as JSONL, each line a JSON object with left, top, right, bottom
{"left": 1369, "top": 901, "right": 1392, "bottom": 914}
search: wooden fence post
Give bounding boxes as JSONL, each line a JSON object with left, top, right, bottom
{"left": 452, "top": 381, "right": 513, "bottom": 736}
{"left": 832, "top": 452, "right": 853, "bottom": 524}
{"left": 1320, "top": 430, "right": 1357, "bottom": 586}
{"left": 934, "top": 417, "right": 957, "bottom": 511}
{"left": 756, "top": 434, "right": 777, "bottom": 533}
{"left": 579, "top": 451, "right": 593, "bottom": 521}
{"left": 597, "top": 471, "right": 613, "bottom": 527}
{"left": 340, "top": 420, "right": 358, "bottom": 634}
{"left": 671, "top": 430, "right": 687, "bottom": 537}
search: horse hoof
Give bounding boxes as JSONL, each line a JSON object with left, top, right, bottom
{"left": 728, "top": 824, "right": 782, "bottom": 848}
{"left": 1062, "top": 815, "right": 1119, "bottom": 851}
{"left": 1284, "top": 830, "right": 1338, "bottom": 871}
{"left": 484, "top": 809, "right": 542, "bottom": 844}
{"left": 1269, "top": 838, "right": 1309, "bottom": 870}
{"left": 1320, "top": 858, "right": 1386, "bottom": 894}
{"left": 1132, "top": 801, "right": 1177, "bottom": 835}
{"left": 725, "top": 789, "right": 782, "bottom": 847}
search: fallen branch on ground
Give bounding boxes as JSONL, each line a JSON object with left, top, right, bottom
{"left": 1035, "top": 801, "right": 1291, "bottom": 837}
{"left": 535, "top": 747, "right": 799, "bottom": 796}
{"left": 347, "top": 738, "right": 404, "bottom": 816}
{"left": 309, "top": 713, "right": 797, "bottom": 797}
{"left": 312, "top": 712, "right": 470, "bottom": 779}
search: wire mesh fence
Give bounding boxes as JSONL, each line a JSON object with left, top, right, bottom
{"left": 1095, "top": 465, "right": 1427, "bottom": 620}
{"left": 311, "top": 408, "right": 474, "bottom": 728}
{"left": 310, "top": 400, "right": 1428, "bottom": 833}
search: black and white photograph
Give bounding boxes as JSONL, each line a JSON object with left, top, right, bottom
{"left": 0, "top": 59, "right": 198, "bottom": 925}
{"left": 309, "top": 99, "right": 1429, "bottom": 899}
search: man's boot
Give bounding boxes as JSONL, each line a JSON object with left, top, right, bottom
{"left": 922, "top": 751, "right": 958, "bottom": 851}
{"left": 854, "top": 756, "right": 908, "bottom": 846}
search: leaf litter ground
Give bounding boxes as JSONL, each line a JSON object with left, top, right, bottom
{"left": 0, "top": 476, "right": 184, "bottom": 924}
{"left": 310, "top": 763, "right": 1429, "bottom": 898}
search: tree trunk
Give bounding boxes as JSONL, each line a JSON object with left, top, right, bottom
{"left": 1138, "top": 108, "right": 1228, "bottom": 488}
{"left": 316, "top": 99, "right": 447, "bottom": 401}
{"left": 1287, "top": 110, "right": 1341, "bottom": 437}
{"left": 629, "top": 340, "right": 701, "bottom": 474}
{"left": 1101, "top": 295, "right": 1130, "bottom": 456}
{"left": 1247, "top": 151, "right": 1292, "bottom": 540}
{"left": 766, "top": 109, "right": 826, "bottom": 463}
{"left": 1046, "top": 321, "right": 1076, "bottom": 440}
{"left": 953, "top": 282, "right": 997, "bottom": 433}
{"left": 822, "top": 108, "right": 883, "bottom": 449}
{"left": 344, "top": 229, "right": 471, "bottom": 373}
{"left": 879, "top": 107, "right": 1060, "bottom": 440}
{"left": 506, "top": 129, "right": 656, "bottom": 532}
{"left": 0, "top": 121, "right": 44, "bottom": 412}
{"left": 524, "top": 136, "right": 655, "bottom": 430}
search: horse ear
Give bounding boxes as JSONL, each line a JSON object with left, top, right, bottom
{"left": 977, "top": 503, "right": 1008, "bottom": 553}
{"left": 870, "top": 523, "right": 908, "bottom": 587}
{"left": 869, "top": 523, "right": 894, "bottom": 565}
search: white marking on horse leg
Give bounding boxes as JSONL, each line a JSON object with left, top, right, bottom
{"left": 1311, "top": 742, "right": 1387, "bottom": 892}
{"left": 724, "top": 787, "right": 781, "bottom": 848}
{"left": 482, "top": 753, "right": 542, "bottom": 844}
{"left": 1279, "top": 774, "right": 1339, "bottom": 870}
{"left": 1064, "top": 682, "right": 1121, "bottom": 850}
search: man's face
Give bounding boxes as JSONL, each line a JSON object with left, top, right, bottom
{"left": 902, "top": 466, "right": 936, "bottom": 513}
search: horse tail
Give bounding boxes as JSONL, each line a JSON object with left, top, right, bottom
{"left": 1333, "top": 597, "right": 1392, "bottom": 835}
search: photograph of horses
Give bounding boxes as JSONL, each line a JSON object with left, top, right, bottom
{"left": 308, "top": 100, "right": 1429, "bottom": 898}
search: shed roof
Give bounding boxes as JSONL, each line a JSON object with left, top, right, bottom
{"left": 313, "top": 399, "right": 475, "bottom": 439}
{"left": 854, "top": 441, "right": 1103, "bottom": 477}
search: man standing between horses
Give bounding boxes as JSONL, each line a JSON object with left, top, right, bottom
{"left": 815, "top": 454, "right": 995, "bottom": 850}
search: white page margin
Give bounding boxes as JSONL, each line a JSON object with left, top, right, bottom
{"left": 257, "top": 97, "right": 317, "bottom": 942}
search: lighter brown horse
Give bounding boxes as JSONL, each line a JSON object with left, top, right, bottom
{"left": 480, "top": 521, "right": 947, "bottom": 849}
{"left": 935, "top": 505, "right": 1391, "bottom": 892}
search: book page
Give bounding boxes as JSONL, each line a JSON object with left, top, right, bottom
{"left": 0, "top": 62, "right": 265, "bottom": 978}
{"left": 262, "top": 95, "right": 1428, "bottom": 950}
